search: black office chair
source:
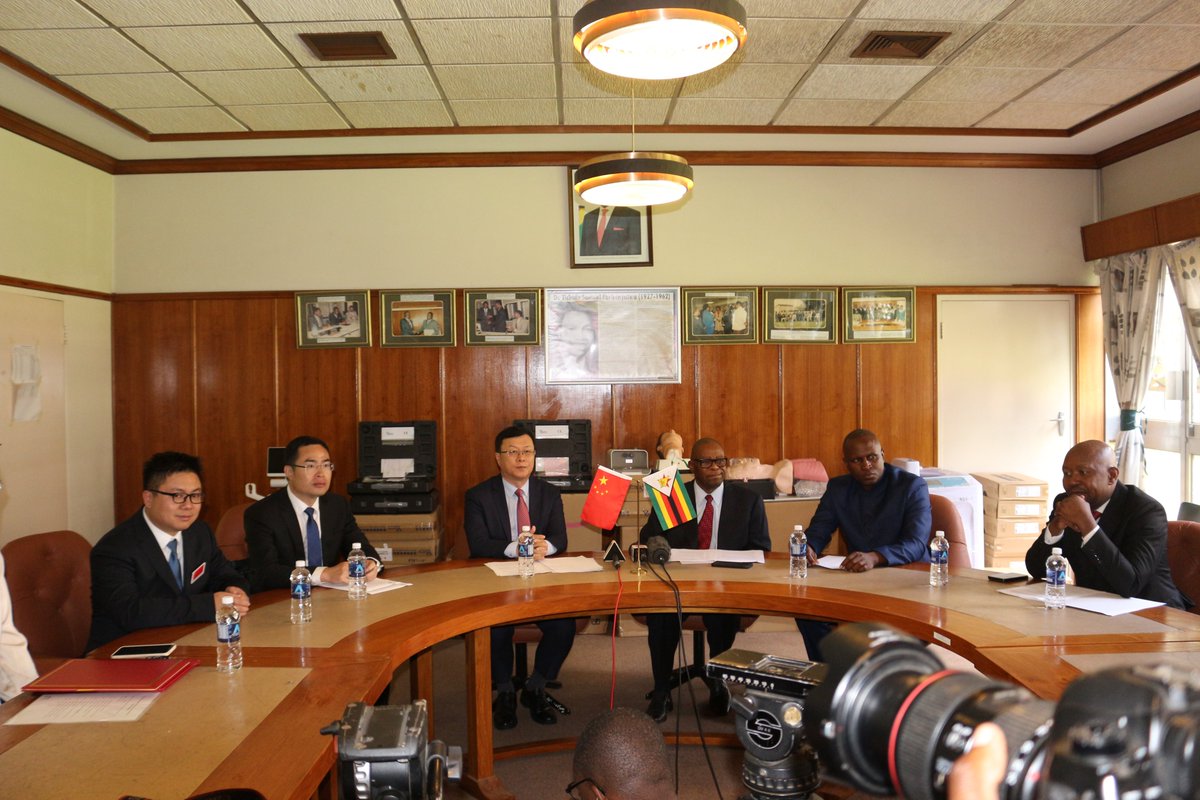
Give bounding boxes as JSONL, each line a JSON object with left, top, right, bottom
{"left": 1179, "top": 502, "right": 1200, "bottom": 523}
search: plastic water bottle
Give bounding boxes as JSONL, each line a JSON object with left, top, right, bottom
{"left": 215, "top": 595, "right": 242, "bottom": 672}
{"left": 1045, "top": 547, "right": 1068, "bottom": 610}
{"left": 789, "top": 524, "right": 807, "bottom": 579}
{"left": 347, "top": 542, "right": 367, "bottom": 600}
{"left": 929, "top": 530, "right": 949, "bottom": 587}
{"left": 290, "top": 560, "right": 312, "bottom": 623}
{"left": 517, "top": 526, "right": 535, "bottom": 579}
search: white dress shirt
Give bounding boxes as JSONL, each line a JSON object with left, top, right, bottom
{"left": 697, "top": 482, "right": 726, "bottom": 549}
{"left": 0, "top": 551, "right": 38, "bottom": 701}
{"left": 501, "top": 478, "right": 558, "bottom": 559}
{"left": 286, "top": 487, "right": 331, "bottom": 583}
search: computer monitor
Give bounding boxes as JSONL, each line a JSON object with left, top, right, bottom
{"left": 267, "top": 447, "right": 287, "bottom": 488}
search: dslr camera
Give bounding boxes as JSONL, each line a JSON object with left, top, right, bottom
{"left": 708, "top": 621, "right": 1200, "bottom": 800}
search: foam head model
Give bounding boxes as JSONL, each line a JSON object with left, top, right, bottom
{"left": 655, "top": 429, "right": 689, "bottom": 470}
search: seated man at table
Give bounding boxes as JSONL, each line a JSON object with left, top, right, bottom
{"left": 797, "top": 429, "right": 931, "bottom": 660}
{"left": 89, "top": 452, "right": 250, "bottom": 651}
{"left": 0, "top": 550, "right": 37, "bottom": 701}
{"left": 465, "top": 424, "right": 575, "bottom": 730}
{"left": 245, "top": 435, "right": 381, "bottom": 592}
{"left": 1024, "top": 440, "right": 1185, "bottom": 608}
{"left": 640, "top": 437, "right": 771, "bottom": 722}
{"left": 570, "top": 708, "right": 676, "bottom": 800}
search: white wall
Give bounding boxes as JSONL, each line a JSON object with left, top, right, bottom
{"left": 1101, "top": 129, "right": 1200, "bottom": 218}
{"left": 114, "top": 165, "right": 1098, "bottom": 292}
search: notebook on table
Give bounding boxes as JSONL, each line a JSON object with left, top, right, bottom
{"left": 22, "top": 658, "right": 198, "bottom": 693}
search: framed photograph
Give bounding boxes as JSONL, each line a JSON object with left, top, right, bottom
{"left": 545, "top": 287, "right": 680, "bottom": 384}
{"left": 567, "top": 168, "right": 653, "bottom": 268}
{"left": 295, "top": 291, "right": 370, "bottom": 348}
{"left": 380, "top": 290, "right": 455, "bottom": 347}
{"left": 763, "top": 287, "right": 838, "bottom": 344}
{"left": 465, "top": 290, "right": 541, "bottom": 346}
{"left": 682, "top": 287, "right": 758, "bottom": 345}
{"left": 843, "top": 287, "right": 916, "bottom": 343}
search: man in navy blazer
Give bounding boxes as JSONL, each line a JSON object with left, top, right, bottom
{"left": 465, "top": 425, "right": 575, "bottom": 730}
{"left": 1025, "top": 440, "right": 1185, "bottom": 608}
{"left": 88, "top": 452, "right": 250, "bottom": 651}
{"left": 245, "top": 435, "right": 380, "bottom": 592}
{"left": 639, "top": 437, "right": 771, "bottom": 722}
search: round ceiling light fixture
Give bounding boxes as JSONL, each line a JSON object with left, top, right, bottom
{"left": 573, "top": 151, "right": 694, "bottom": 207}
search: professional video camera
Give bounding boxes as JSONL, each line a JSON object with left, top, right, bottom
{"left": 708, "top": 622, "right": 1200, "bottom": 800}
{"left": 322, "top": 700, "right": 461, "bottom": 800}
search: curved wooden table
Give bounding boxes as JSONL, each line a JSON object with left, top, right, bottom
{"left": 3, "top": 557, "right": 1199, "bottom": 800}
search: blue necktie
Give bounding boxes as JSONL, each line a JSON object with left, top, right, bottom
{"left": 167, "top": 539, "right": 183, "bottom": 590}
{"left": 305, "top": 507, "right": 322, "bottom": 568}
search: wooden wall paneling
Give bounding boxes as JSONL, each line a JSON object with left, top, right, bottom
{"left": 111, "top": 299, "right": 197, "bottom": 522}
{"left": 1075, "top": 292, "right": 1106, "bottom": 441}
{"left": 612, "top": 346, "right": 699, "bottom": 456}
{"left": 441, "top": 344, "right": 529, "bottom": 559}
{"left": 1080, "top": 207, "right": 1159, "bottom": 261}
{"left": 193, "top": 297, "right": 279, "bottom": 529}
{"left": 697, "top": 345, "right": 782, "bottom": 463}
{"left": 1155, "top": 191, "right": 1200, "bottom": 245}
{"left": 857, "top": 290, "right": 937, "bottom": 465}
{"left": 525, "top": 346, "right": 614, "bottom": 477}
{"left": 780, "top": 343, "right": 859, "bottom": 479}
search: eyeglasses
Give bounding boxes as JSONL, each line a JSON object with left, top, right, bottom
{"left": 690, "top": 457, "right": 728, "bottom": 469}
{"left": 149, "top": 489, "right": 205, "bottom": 505}
{"left": 290, "top": 461, "right": 335, "bottom": 474}
{"left": 565, "top": 777, "right": 605, "bottom": 799}
{"left": 846, "top": 453, "right": 881, "bottom": 466}
{"left": 498, "top": 449, "right": 535, "bottom": 458}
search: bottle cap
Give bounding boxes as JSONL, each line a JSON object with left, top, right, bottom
{"left": 352, "top": 542, "right": 361, "bottom": 549}
{"left": 1051, "top": 547, "right": 1063, "bottom": 555}
{"left": 222, "top": 595, "right": 234, "bottom": 605}
{"left": 521, "top": 526, "right": 531, "bottom": 533}
{"left": 935, "top": 530, "right": 945, "bottom": 537}
{"left": 295, "top": 560, "right": 306, "bottom": 568}
{"left": 793, "top": 524, "right": 803, "bottom": 532}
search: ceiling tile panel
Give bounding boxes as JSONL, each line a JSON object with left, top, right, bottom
{"left": 856, "top": 0, "right": 1011, "bottom": 23}
{"left": 952, "top": 24, "right": 1120, "bottom": 69}
{"left": 562, "top": 97, "right": 671, "bottom": 125}
{"left": 413, "top": 17, "right": 553, "bottom": 64}
{"left": 268, "top": 22, "right": 423, "bottom": 66}
{"left": 670, "top": 97, "right": 782, "bottom": 125}
{"left": 83, "top": 0, "right": 250, "bottom": 27}
{"left": 978, "top": 101, "right": 1107, "bottom": 129}
{"left": 1024, "top": 68, "right": 1176, "bottom": 105}
{"left": 183, "top": 68, "right": 325, "bottom": 105}
{"left": 1075, "top": 26, "right": 1200, "bottom": 71}
{"left": 228, "top": 103, "right": 348, "bottom": 130}
{"left": 60, "top": 72, "right": 209, "bottom": 108}
{"left": 307, "top": 65, "right": 440, "bottom": 102}
{"left": 119, "top": 105, "right": 246, "bottom": 133}
{"left": 908, "top": 66, "right": 1052, "bottom": 102}
{"left": 450, "top": 98, "right": 557, "bottom": 125}
{"left": 0, "top": 0, "right": 105, "bottom": 29}
{"left": 338, "top": 100, "right": 453, "bottom": 127}
{"left": 560, "top": 63, "right": 681, "bottom": 98}
{"left": 795, "top": 64, "right": 934, "bottom": 100}
{"left": 404, "top": 0, "right": 550, "bottom": 17}
{"left": 775, "top": 98, "right": 893, "bottom": 125}
{"left": 739, "top": 18, "right": 844, "bottom": 63}
{"left": 1004, "top": 0, "right": 1172, "bottom": 24}
{"left": 824, "top": 21, "right": 982, "bottom": 65}
{"left": 434, "top": 63, "right": 556, "bottom": 99}
{"left": 681, "top": 62, "right": 807, "bottom": 98}
{"left": 240, "top": 0, "right": 402, "bottom": 22}
{"left": 126, "top": 24, "right": 292, "bottom": 71}
{"left": 743, "top": 1, "right": 862, "bottom": 17}
{"left": 0, "top": 28, "right": 165, "bottom": 74}
{"left": 878, "top": 99, "right": 1000, "bottom": 126}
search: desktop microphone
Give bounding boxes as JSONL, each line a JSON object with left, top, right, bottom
{"left": 646, "top": 536, "right": 671, "bottom": 566}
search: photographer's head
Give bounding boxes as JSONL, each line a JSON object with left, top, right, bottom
{"left": 570, "top": 708, "right": 675, "bottom": 800}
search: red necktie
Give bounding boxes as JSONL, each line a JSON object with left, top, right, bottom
{"left": 597, "top": 207, "right": 608, "bottom": 247}
{"left": 698, "top": 494, "right": 713, "bottom": 549}
{"left": 1092, "top": 509, "right": 1102, "bottom": 521}
{"left": 516, "top": 487, "right": 531, "bottom": 533}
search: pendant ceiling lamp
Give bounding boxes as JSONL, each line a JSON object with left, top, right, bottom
{"left": 573, "top": 0, "right": 748, "bottom": 80}
{"left": 574, "top": 151, "right": 694, "bottom": 207}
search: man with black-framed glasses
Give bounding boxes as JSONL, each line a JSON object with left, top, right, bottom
{"left": 88, "top": 451, "right": 250, "bottom": 651}
{"left": 568, "top": 708, "right": 676, "bottom": 800}
{"left": 245, "top": 435, "right": 381, "bottom": 592}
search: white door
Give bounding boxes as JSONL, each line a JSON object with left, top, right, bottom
{"left": 937, "top": 295, "right": 1074, "bottom": 487}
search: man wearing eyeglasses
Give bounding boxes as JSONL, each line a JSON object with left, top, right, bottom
{"left": 465, "top": 424, "right": 575, "bottom": 730}
{"left": 88, "top": 451, "right": 250, "bottom": 651}
{"left": 640, "top": 437, "right": 771, "bottom": 722}
{"left": 244, "top": 435, "right": 381, "bottom": 591}
{"left": 568, "top": 708, "right": 676, "bottom": 800}
{"left": 796, "top": 429, "right": 931, "bottom": 659}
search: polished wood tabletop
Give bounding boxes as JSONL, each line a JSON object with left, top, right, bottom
{"left": 2, "top": 557, "right": 1197, "bottom": 800}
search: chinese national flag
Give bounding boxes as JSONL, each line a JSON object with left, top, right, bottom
{"left": 580, "top": 466, "right": 633, "bottom": 529}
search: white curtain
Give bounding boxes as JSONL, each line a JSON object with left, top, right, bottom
{"left": 1162, "top": 238, "right": 1200, "bottom": 371}
{"left": 1095, "top": 249, "right": 1164, "bottom": 487}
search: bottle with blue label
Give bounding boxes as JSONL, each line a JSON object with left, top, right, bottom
{"left": 929, "top": 530, "right": 949, "bottom": 587}
{"left": 1045, "top": 547, "right": 1067, "bottom": 610}
{"left": 216, "top": 595, "right": 242, "bottom": 672}
{"left": 347, "top": 542, "right": 367, "bottom": 600}
{"left": 290, "top": 560, "right": 312, "bottom": 623}
{"left": 518, "top": 526, "right": 535, "bottom": 579}
{"left": 789, "top": 524, "right": 807, "bottom": 579}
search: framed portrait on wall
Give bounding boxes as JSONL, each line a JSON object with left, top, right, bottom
{"left": 843, "top": 287, "right": 916, "bottom": 343}
{"left": 465, "top": 289, "right": 541, "bottom": 346}
{"left": 295, "top": 291, "right": 371, "bottom": 348}
{"left": 380, "top": 290, "right": 455, "bottom": 347}
{"left": 567, "top": 168, "right": 653, "bottom": 268}
{"left": 681, "top": 287, "right": 758, "bottom": 345}
{"left": 762, "top": 287, "right": 838, "bottom": 344}
{"left": 545, "top": 287, "right": 680, "bottom": 384}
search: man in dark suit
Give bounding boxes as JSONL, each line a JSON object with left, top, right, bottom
{"left": 88, "top": 452, "right": 250, "bottom": 651}
{"left": 1025, "top": 440, "right": 1185, "bottom": 608}
{"left": 579, "top": 205, "right": 641, "bottom": 256}
{"left": 465, "top": 424, "right": 575, "bottom": 730}
{"left": 245, "top": 435, "right": 380, "bottom": 592}
{"left": 639, "top": 437, "right": 771, "bottom": 722}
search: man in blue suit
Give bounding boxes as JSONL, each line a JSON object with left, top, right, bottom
{"left": 465, "top": 425, "right": 575, "bottom": 730}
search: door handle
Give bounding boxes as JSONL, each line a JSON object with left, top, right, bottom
{"left": 1050, "top": 412, "right": 1065, "bottom": 436}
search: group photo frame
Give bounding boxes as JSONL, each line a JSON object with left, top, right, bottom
{"left": 682, "top": 287, "right": 759, "bottom": 345}
{"left": 295, "top": 291, "right": 371, "bottom": 349}
{"left": 843, "top": 287, "right": 917, "bottom": 343}
{"left": 566, "top": 168, "right": 653, "bottom": 269}
{"left": 763, "top": 287, "right": 839, "bottom": 344}
{"left": 465, "top": 289, "right": 541, "bottom": 346}
{"left": 380, "top": 290, "right": 455, "bottom": 347}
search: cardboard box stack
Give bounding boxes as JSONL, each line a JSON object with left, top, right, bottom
{"left": 356, "top": 509, "right": 444, "bottom": 566}
{"left": 971, "top": 472, "right": 1048, "bottom": 570}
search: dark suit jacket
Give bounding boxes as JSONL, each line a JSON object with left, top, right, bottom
{"left": 464, "top": 475, "right": 567, "bottom": 559}
{"left": 88, "top": 511, "right": 248, "bottom": 651}
{"left": 806, "top": 464, "right": 931, "bottom": 566}
{"left": 244, "top": 490, "right": 380, "bottom": 592}
{"left": 1025, "top": 482, "right": 1185, "bottom": 608}
{"left": 639, "top": 480, "right": 771, "bottom": 552}
{"left": 580, "top": 206, "right": 641, "bottom": 257}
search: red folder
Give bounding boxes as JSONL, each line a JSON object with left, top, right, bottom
{"left": 22, "top": 658, "right": 198, "bottom": 693}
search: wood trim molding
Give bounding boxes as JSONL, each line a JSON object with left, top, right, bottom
{"left": 1094, "top": 107, "right": 1200, "bottom": 167}
{"left": 1080, "top": 191, "right": 1200, "bottom": 261}
{"left": 1156, "top": 191, "right": 1200, "bottom": 244}
{"left": 0, "top": 274, "right": 113, "bottom": 301}
{"left": 0, "top": 106, "right": 116, "bottom": 173}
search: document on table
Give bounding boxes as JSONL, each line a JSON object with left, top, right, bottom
{"left": 315, "top": 577, "right": 411, "bottom": 594}
{"left": 5, "top": 692, "right": 158, "bottom": 725}
{"left": 669, "top": 549, "right": 765, "bottom": 564}
{"left": 485, "top": 556, "right": 605, "bottom": 576}
{"left": 814, "top": 555, "right": 845, "bottom": 569}
{"left": 998, "top": 584, "right": 1164, "bottom": 616}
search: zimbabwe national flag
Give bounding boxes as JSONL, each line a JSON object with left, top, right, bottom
{"left": 643, "top": 467, "right": 695, "bottom": 530}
